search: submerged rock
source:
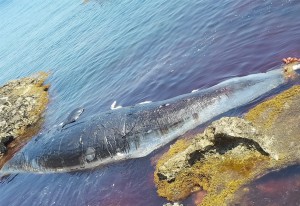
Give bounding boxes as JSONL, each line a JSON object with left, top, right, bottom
{"left": 0, "top": 72, "right": 49, "bottom": 158}
{"left": 154, "top": 85, "right": 300, "bottom": 206}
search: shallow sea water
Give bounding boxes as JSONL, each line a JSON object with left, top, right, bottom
{"left": 0, "top": 0, "right": 300, "bottom": 205}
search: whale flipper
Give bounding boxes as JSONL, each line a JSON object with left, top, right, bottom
{"left": 61, "top": 107, "right": 84, "bottom": 128}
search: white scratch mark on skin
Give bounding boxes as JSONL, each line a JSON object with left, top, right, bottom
{"left": 122, "top": 122, "right": 126, "bottom": 136}
{"left": 191, "top": 89, "right": 199, "bottom": 93}
{"left": 104, "top": 135, "right": 112, "bottom": 157}
{"left": 159, "top": 103, "right": 170, "bottom": 108}
{"left": 138, "top": 101, "right": 152, "bottom": 105}
{"left": 113, "top": 135, "right": 117, "bottom": 146}
{"left": 58, "top": 134, "right": 64, "bottom": 151}
{"left": 116, "top": 152, "right": 125, "bottom": 157}
{"left": 111, "top": 101, "right": 122, "bottom": 110}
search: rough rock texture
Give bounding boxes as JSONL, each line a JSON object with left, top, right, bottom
{"left": 154, "top": 84, "right": 300, "bottom": 206}
{"left": 156, "top": 117, "right": 274, "bottom": 182}
{"left": 0, "top": 72, "right": 49, "bottom": 156}
{"left": 245, "top": 85, "right": 300, "bottom": 164}
{"left": 154, "top": 117, "right": 273, "bottom": 205}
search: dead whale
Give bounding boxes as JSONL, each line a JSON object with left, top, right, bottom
{"left": 0, "top": 67, "right": 297, "bottom": 174}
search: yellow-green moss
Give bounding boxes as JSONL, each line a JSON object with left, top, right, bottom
{"left": 155, "top": 139, "right": 190, "bottom": 170}
{"left": 13, "top": 72, "right": 50, "bottom": 136}
{"left": 155, "top": 146, "right": 271, "bottom": 205}
{"left": 154, "top": 138, "right": 193, "bottom": 200}
{"left": 198, "top": 152, "right": 270, "bottom": 206}
{"left": 245, "top": 85, "right": 300, "bottom": 130}
{"left": 0, "top": 72, "right": 50, "bottom": 168}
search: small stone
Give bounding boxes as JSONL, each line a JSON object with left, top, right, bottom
{"left": 0, "top": 135, "right": 14, "bottom": 145}
{"left": 0, "top": 143, "right": 7, "bottom": 155}
{"left": 0, "top": 120, "right": 7, "bottom": 128}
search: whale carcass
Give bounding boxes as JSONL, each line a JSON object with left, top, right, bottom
{"left": 1, "top": 67, "right": 296, "bottom": 174}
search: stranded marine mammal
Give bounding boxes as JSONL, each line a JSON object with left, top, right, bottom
{"left": 1, "top": 66, "right": 299, "bottom": 174}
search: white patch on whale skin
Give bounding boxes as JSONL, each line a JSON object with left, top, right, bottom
{"left": 293, "top": 63, "right": 300, "bottom": 71}
{"left": 116, "top": 152, "right": 125, "bottom": 157}
{"left": 138, "top": 101, "right": 152, "bottom": 105}
{"left": 191, "top": 89, "right": 199, "bottom": 93}
{"left": 159, "top": 103, "right": 170, "bottom": 108}
{"left": 110, "top": 101, "right": 122, "bottom": 110}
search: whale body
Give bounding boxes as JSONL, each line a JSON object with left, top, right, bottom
{"left": 61, "top": 107, "right": 84, "bottom": 128}
{"left": 1, "top": 68, "right": 287, "bottom": 174}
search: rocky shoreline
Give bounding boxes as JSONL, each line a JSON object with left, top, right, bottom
{"left": 0, "top": 72, "right": 49, "bottom": 158}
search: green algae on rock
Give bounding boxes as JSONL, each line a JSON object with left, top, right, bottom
{"left": 0, "top": 72, "right": 49, "bottom": 158}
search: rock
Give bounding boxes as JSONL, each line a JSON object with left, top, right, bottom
{"left": 0, "top": 136, "right": 14, "bottom": 145}
{"left": 0, "top": 72, "right": 49, "bottom": 159}
{"left": 156, "top": 117, "right": 272, "bottom": 182}
{"left": 154, "top": 85, "right": 300, "bottom": 206}
{"left": 245, "top": 85, "right": 300, "bottom": 164}
{"left": 155, "top": 117, "right": 272, "bottom": 205}
{"left": 0, "top": 143, "right": 7, "bottom": 155}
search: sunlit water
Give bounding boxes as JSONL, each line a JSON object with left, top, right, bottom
{"left": 0, "top": 0, "right": 300, "bottom": 205}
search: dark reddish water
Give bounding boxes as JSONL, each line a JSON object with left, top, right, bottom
{"left": 0, "top": 0, "right": 299, "bottom": 205}
{"left": 235, "top": 165, "right": 300, "bottom": 206}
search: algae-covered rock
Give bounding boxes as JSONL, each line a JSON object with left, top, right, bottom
{"left": 154, "top": 85, "right": 300, "bottom": 206}
{"left": 0, "top": 72, "right": 49, "bottom": 156}
{"left": 156, "top": 117, "right": 273, "bottom": 182}
{"left": 245, "top": 85, "right": 300, "bottom": 164}
{"left": 154, "top": 117, "right": 274, "bottom": 205}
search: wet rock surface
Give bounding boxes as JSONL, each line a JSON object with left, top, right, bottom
{"left": 156, "top": 117, "right": 273, "bottom": 182}
{"left": 245, "top": 85, "right": 300, "bottom": 165}
{"left": 154, "top": 85, "right": 300, "bottom": 205}
{"left": 154, "top": 117, "right": 272, "bottom": 205}
{"left": 0, "top": 72, "right": 49, "bottom": 157}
